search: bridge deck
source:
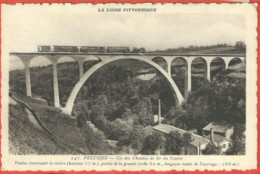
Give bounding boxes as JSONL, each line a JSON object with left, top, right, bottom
{"left": 9, "top": 52, "right": 246, "bottom": 57}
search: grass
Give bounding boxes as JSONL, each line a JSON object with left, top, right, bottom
{"left": 9, "top": 93, "right": 115, "bottom": 154}
{"left": 16, "top": 95, "right": 90, "bottom": 153}
{"left": 9, "top": 104, "right": 83, "bottom": 155}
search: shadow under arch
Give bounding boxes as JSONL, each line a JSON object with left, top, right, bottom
{"left": 57, "top": 56, "right": 79, "bottom": 107}
{"left": 57, "top": 56, "right": 79, "bottom": 74}
{"left": 83, "top": 59, "right": 102, "bottom": 74}
{"left": 57, "top": 55, "right": 77, "bottom": 63}
{"left": 171, "top": 57, "right": 188, "bottom": 96}
{"left": 29, "top": 56, "right": 53, "bottom": 102}
{"left": 9, "top": 55, "right": 26, "bottom": 95}
{"left": 9, "top": 55, "right": 25, "bottom": 70}
{"left": 191, "top": 57, "right": 208, "bottom": 91}
{"left": 210, "top": 57, "right": 226, "bottom": 81}
{"left": 228, "top": 57, "right": 243, "bottom": 68}
{"left": 63, "top": 57, "right": 185, "bottom": 115}
{"left": 29, "top": 55, "right": 53, "bottom": 67}
{"left": 191, "top": 56, "right": 207, "bottom": 67}
{"left": 151, "top": 56, "right": 168, "bottom": 72}
{"left": 191, "top": 57, "right": 207, "bottom": 76}
{"left": 172, "top": 57, "right": 188, "bottom": 67}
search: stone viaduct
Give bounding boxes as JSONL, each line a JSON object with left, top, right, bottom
{"left": 10, "top": 52, "right": 245, "bottom": 115}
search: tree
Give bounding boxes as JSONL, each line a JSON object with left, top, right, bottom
{"left": 132, "top": 47, "right": 139, "bottom": 53}
{"left": 109, "top": 118, "right": 131, "bottom": 141}
{"left": 165, "top": 106, "right": 186, "bottom": 121}
{"left": 203, "top": 142, "right": 221, "bottom": 155}
{"left": 90, "top": 114, "right": 108, "bottom": 132}
{"left": 182, "top": 132, "right": 192, "bottom": 147}
{"left": 131, "top": 97, "right": 153, "bottom": 126}
{"left": 165, "top": 131, "right": 182, "bottom": 154}
{"left": 128, "top": 125, "right": 145, "bottom": 153}
{"left": 142, "top": 133, "right": 160, "bottom": 154}
{"left": 80, "top": 123, "right": 109, "bottom": 154}
{"left": 234, "top": 41, "right": 246, "bottom": 50}
{"left": 77, "top": 112, "right": 87, "bottom": 129}
{"left": 116, "top": 125, "right": 145, "bottom": 154}
{"left": 165, "top": 131, "right": 193, "bottom": 155}
{"left": 226, "top": 125, "right": 245, "bottom": 155}
{"left": 121, "top": 108, "right": 132, "bottom": 119}
{"left": 173, "top": 74, "right": 246, "bottom": 135}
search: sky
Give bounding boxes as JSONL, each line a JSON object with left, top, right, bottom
{"left": 3, "top": 4, "right": 246, "bottom": 70}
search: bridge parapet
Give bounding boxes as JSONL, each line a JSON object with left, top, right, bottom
{"left": 10, "top": 52, "right": 245, "bottom": 57}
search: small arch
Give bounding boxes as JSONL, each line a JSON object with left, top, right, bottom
{"left": 86, "top": 55, "right": 102, "bottom": 61}
{"left": 57, "top": 56, "right": 79, "bottom": 107}
{"left": 83, "top": 59, "right": 102, "bottom": 74}
{"left": 9, "top": 55, "right": 26, "bottom": 95}
{"left": 191, "top": 57, "right": 207, "bottom": 69}
{"left": 57, "top": 56, "right": 78, "bottom": 74}
{"left": 29, "top": 56, "right": 53, "bottom": 104}
{"left": 151, "top": 57, "right": 168, "bottom": 72}
{"left": 228, "top": 57, "right": 243, "bottom": 69}
{"left": 191, "top": 57, "right": 207, "bottom": 91}
{"left": 29, "top": 56, "right": 52, "bottom": 68}
{"left": 57, "top": 56, "right": 77, "bottom": 63}
{"left": 9, "top": 55, "right": 25, "bottom": 71}
{"left": 210, "top": 57, "right": 225, "bottom": 80}
{"left": 82, "top": 55, "right": 102, "bottom": 73}
{"left": 171, "top": 57, "right": 188, "bottom": 96}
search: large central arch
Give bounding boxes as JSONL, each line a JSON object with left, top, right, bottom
{"left": 62, "top": 57, "right": 185, "bottom": 115}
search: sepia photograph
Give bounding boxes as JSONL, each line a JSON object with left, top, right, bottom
{"left": 1, "top": 3, "right": 257, "bottom": 171}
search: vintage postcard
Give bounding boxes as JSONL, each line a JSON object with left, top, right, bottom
{"left": 1, "top": 3, "right": 258, "bottom": 171}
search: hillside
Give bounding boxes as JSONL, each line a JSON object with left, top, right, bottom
{"left": 150, "top": 44, "right": 246, "bottom": 54}
{"left": 9, "top": 103, "right": 82, "bottom": 154}
{"left": 9, "top": 94, "right": 118, "bottom": 155}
